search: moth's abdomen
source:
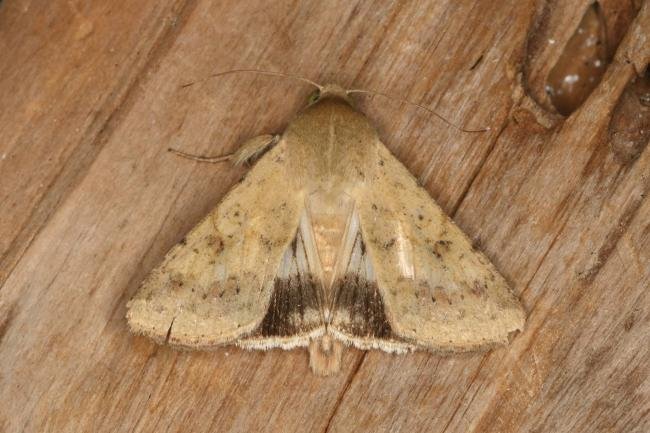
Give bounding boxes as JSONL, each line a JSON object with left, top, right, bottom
{"left": 305, "top": 190, "right": 355, "bottom": 294}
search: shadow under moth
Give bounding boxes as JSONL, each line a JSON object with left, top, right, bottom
{"left": 126, "top": 79, "right": 526, "bottom": 375}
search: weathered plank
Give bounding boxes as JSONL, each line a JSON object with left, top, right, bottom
{"left": 0, "top": 0, "right": 195, "bottom": 284}
{"left": 0, "top": 1, "right": 647, "bottom": 432}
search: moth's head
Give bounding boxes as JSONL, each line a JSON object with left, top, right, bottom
{"left": 307, "top": 83, "right": 352, "bottom": 106}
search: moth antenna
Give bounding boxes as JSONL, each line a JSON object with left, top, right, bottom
{"left": 346, "top": 89, "right": 490, "bottom": 133}
{"left": 181, "top": 69, "right": 323, "bottom": 91}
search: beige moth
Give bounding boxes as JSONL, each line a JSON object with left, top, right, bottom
{"left": 126, "top": 81, "right": 526, "bottom": 375}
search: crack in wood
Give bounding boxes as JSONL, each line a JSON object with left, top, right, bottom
{"left": 0, "top": 302, "right": 17, "bottom": 347}
{"left": 450, "top": 117, "right": 513, "bottom": 217}
{"left": 440, "top": 355, "right": 488, "bottom": 433}
{"left": 578, "top": 186, "right": 648, "bottom": 285}
{"left": 322, "top": 353, "right": 366, "bottom": 433}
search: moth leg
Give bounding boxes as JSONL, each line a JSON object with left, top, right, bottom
{"left": 230, "top": 134, "right": 280, "bottom": 165}
{"left": 168, "top": 134, "right": 280, "bottom": 165}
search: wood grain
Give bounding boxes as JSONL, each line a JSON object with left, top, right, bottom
{"left": 0, "top": 1, "right": 648, "bottom": 432}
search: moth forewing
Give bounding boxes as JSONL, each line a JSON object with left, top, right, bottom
{"left": 126, "top": 86, "right": 526, "bottom": 375}
{"left": 126, "top": 140, "right": 305, "bottom": 347}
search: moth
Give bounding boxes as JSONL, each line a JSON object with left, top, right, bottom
{"left": 127, "top": 79, "right": 526, "bottom": 375}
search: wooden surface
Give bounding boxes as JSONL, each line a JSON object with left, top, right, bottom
{"left": 1, "top": 1, "right": 648, "bottom": 432}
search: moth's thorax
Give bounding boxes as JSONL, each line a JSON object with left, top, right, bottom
{"left": 284, "top": 96, "right": 379, "bottom": 193}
